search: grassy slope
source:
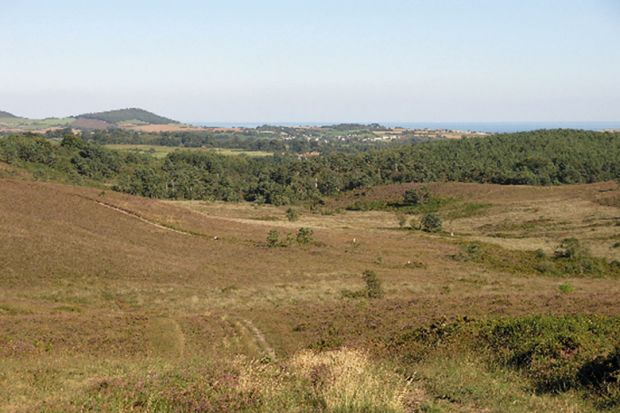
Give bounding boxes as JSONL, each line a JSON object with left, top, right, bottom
{"left": 1, "top": 176, "right": 620, "bottom": 411}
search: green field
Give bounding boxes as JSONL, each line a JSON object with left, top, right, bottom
{"left": 0, "top": 117, "right": 74, "bottom": 130}
{"left": 105, "top": 144, "right": 273, "bottom": 158}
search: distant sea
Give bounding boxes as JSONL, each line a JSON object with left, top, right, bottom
{"left": 192, "top": 121, "right": 620, "bottom": 133}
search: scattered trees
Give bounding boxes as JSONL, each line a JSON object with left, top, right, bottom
{"left": 266, "top": 227, "right": 314, "bottom": 247}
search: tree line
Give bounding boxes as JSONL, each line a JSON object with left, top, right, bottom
{"left": 0, "top": 129, "right": 618, "bottom": 205}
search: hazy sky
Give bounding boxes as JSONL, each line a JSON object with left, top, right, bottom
{"left": 1, "top": 0, "right": 619, "bottom": 122}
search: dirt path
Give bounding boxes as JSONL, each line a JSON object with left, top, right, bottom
{"left": 222, "top": 315, "right": 276, "bottom": 360}
{"left": 241, "top": 318, "right": 276, "bottom": 360}
{"left": 76, "top": 195, "right": 194, "bottom": 236}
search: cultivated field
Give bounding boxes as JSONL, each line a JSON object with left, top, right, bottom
{"left": 1, "top": 174, "right": 619, "bottom": 412}
{"left": 104, "top": 144, "right": 273, "bottom": 158}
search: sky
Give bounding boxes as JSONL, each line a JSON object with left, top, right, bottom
{"left": 1, "top": 0, "right": 619, "bottom": 123}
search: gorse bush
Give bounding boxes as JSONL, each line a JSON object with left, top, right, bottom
{"left": 555, "top": 238, "right": 589, "bottom": 259}
{"left": 420, "top": 213, "right": 442, "bottom": 233}
{"left": 266, "top": 230, "right": 280, "bottom": 248}
{"left": 402, "top": 186, "right": 431, "bottom": 206}
{"left": 296, "top": 227, "right": 313, "bottom": 245}
{"left": 341, "top": 270, "right": 385, "bottom": 299}
{"left": 558, "top": 283, "right": 574, "bottom": 293}
{"left": 363, "top": 270, "right": 384, "bottom": 299}
{"left": 286, "top": 207, "right": 299, "bottom": 222}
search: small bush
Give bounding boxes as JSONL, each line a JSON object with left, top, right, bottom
{"left": 403, "top": 187, "right": 431, "bottom": 206}
{"left": 266, "top": 230, "right": 280, "bottom": 248}
{"left": 296, "top": 227, "right": 313, "bottom": 245}
{"left": 286, "top": 207, "right": 299, "bottom": 222}
{"left": 558, "top": 283, "right": 574, "bottom": 293}
{"left": 420, "top": 213, "right": 442, "bottom": 233}
{"left": 554, "top": 238, "right": 588, "bottom": 259}
{"left": 396, "top": 213, "right": 408, "bottom": 229}
{"left": 363, "top": 270, "right": 384, "bottom": 299}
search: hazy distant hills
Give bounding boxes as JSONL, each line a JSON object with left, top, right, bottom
{"left": 0, "top": 110, "right": 18, "bottom": 119}
{"left": 0, "top": 108, "right": 181, "bottom": 131}
{"left": 77, "top": 108, "right": 178, "bottom": 125}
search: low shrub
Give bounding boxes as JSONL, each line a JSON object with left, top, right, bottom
{"left": 558, "top": 283, "right": 574, "bottom": 293}
{"left": 363, "top": 270, "right": 384, "bottom": 299}
{"left": 420, "top": 213, "right": 442, "bottom": 233}
{"left": 403, "top": 187, "right": 431, "bottom": 206}
{"left": 286, "top": 207, "right": 299, "bottom": 222}
{"left": 341, "top": 270, "right": 384, "bottom": 299}
{"left": 454, "top": 240, "right": 620, "bottom": 278}
{"left": 296, "top": 227, "right": 313, "bottom": 245}
{"left": 266, "top": 230, "right": 280, "bottom": 248}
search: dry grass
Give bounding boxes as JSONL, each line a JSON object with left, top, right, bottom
{"left": 288, "top": 348, "right": 411, "bottom": 412}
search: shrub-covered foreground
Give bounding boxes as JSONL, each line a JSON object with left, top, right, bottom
{"left": 393, "top": 315, "right": 620, "bottom": 409}
{"left": 21, "top": 316, "right": 620, "bottom": 412}
{"left": 30, "top": 349, "right": 411, "bottom": 413}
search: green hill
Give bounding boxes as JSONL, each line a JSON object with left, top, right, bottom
{"left": 77, "top": 108, "right": 177, "bottom": 125}
{"left": 0, "top": 110, "right": 19, "bottom": 118}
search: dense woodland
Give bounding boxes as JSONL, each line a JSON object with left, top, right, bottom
{"left": 1, "top": 129, "right": 619, "bottom": 205}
